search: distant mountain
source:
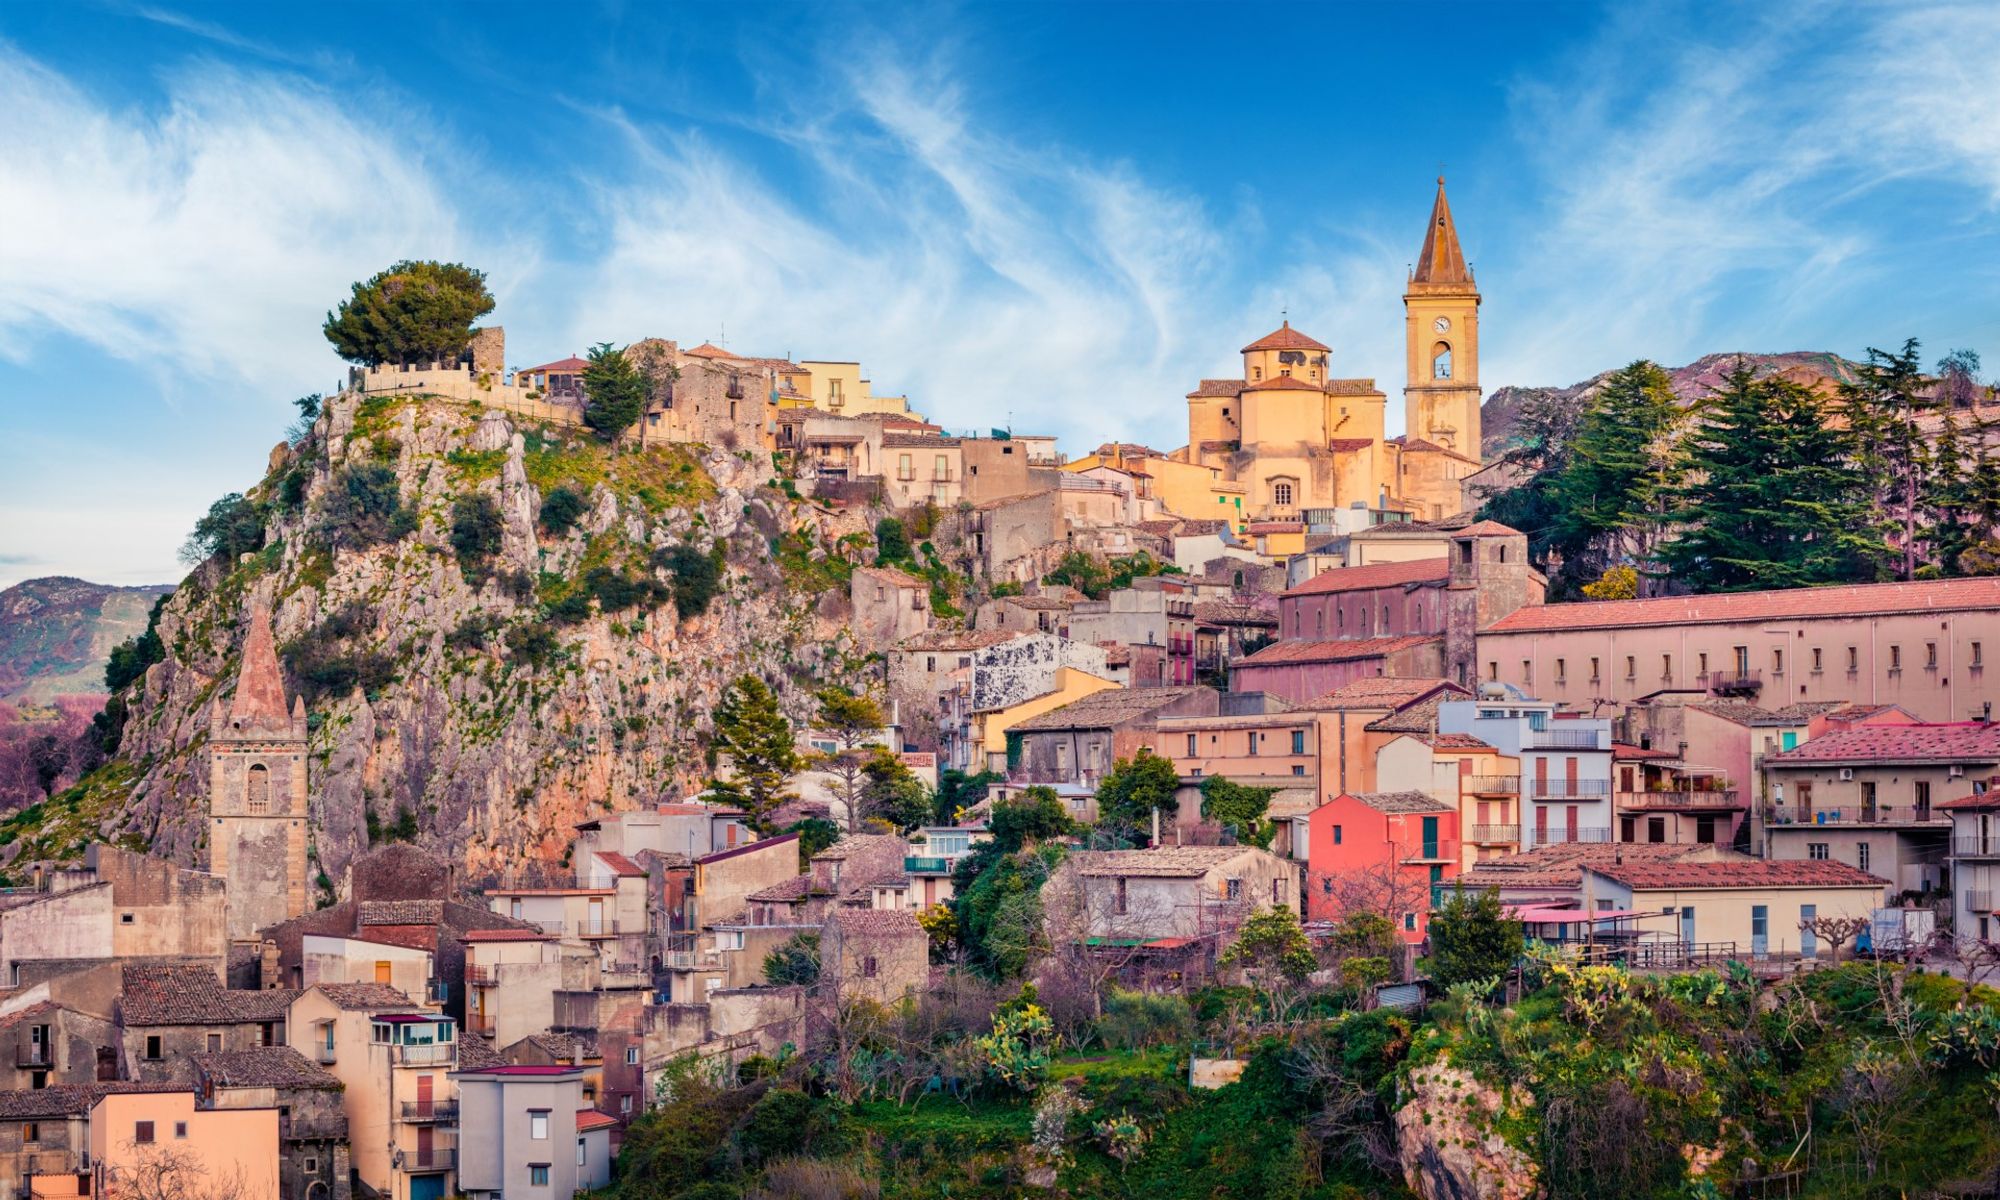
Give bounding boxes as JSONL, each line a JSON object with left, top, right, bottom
{"left": 0, "top": 577, "right": 172, "bottom": 705}
{"left": 1480, "top": 351, "right": 1865, "bottom": 458}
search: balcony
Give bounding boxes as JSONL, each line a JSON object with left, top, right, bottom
{"left": 1964, "top": 890, "right": 1996, "bottom": 912}
{"left": 465, "top": 964, "right": 498, "bottom": 987}
{"left": 1465, "top": 775, "right": 1520, "bottom": 795}
{"left": 1525, "top": 779, "right": 1612, "bottom": 800}
{"left": 1469, "top": 825, "right": 1519, "bottom": 844}
{"left": 1527, "top": 729, "right": 1606, "bottom": 751}
{"left": 660, "top": 950, "right": 723, "bottom": 971}
{"left": 393, "top": 1043, "right": 457, "bottom": 1067}
{"left": 314, "top": 1045, "right": 337, "bottom": 1066}
{"left": 1400, "top": 844, "right": 1453, "bottom": 865}
{"left": 904, "top": 855, "right": 952, "bottom": 875}
{"left": 15, "top": 1043, "right": 51, "bottom": 1068}
{"left": 1762, "top": 805, "right": 1949, "bottom": 827}
{"left": 464, "top": 1013, "right": 495, "bottom": 1036}
{"left": 1526, "top": 826, "right": 1613, "bottom": 845}
{"left": 1953, "top": 837, "right": 2000, "bottom": 859}
{"left": 1710, "top": 670, "right": 1762, "bottom": 695}
{"left": 400, "top": 1146, "right": 456, "bottom": 1173}
{"left": 401, "top": 1101, "right": 459, "bottom": 1124}
{"left": 1616, "top": 789, "right": 1743, "bottom": 811}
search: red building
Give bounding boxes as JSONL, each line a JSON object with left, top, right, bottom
{"left": 1305, "top": 790, "right": 1460, "bottom": 940}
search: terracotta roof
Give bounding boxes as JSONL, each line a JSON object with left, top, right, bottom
{"left": 1243, "top": 374, "right": 1323, "bottom": 392}
{"left": 1193, "top": 601, "right": 1276, "bottom": 627}
{"left": 1458, "top": 843, "right": 1719, "bottom": 889}
{"left": 1612, "top": 743, "right": 1677, "bottom": 761}
{"left": 1241, "top": 322, "right": 1330, "bottom": 353}
{"left": 522, "top": 356, "right": 589, "bottom": 374}
{"left": 1246, "top": 521, "right": 1304, "bottom": 534}
{"left": 1234, "top": 635, "right": 1439, "bottom": 667}
{"left": 683, "top": 342, "right": 732, "bottom": 358}
{"left": 1283, "top": 558, "right": 1449, "bottom": 597}
{"left": 0, "top": 1001, "right": 60, "bottom": 1029}
{"left": 577, "top": 1109, "right": 620, "bottom": 1132}
{"left": 1767, "top": 723, "right": 2000, "bottom": 765}
{"left": 1010, "top": 687, "right": 1207, "bottom": 732}
{"left": 1327, "top": 437, "right": 1377, "bottom": 452}
{"left": 358, "top": 900, "right": 444, "bottom": 926}
{"left": 461, "top": 928, "right": 552, "bottom": 943}
{"left": 1324, "top": 379, "right": 1380, "bottom": 395}
{"left": 1423, "top": 732, "right": 1494, "bottom": 751}
{"left": 1587, "top": 860, "right": 1886, "bottom": 890}
{"left": 1451, "top": 520, "right": 1522, "bottom": 537}
{"left": 1366, "top": 695, "right": 1446, "bottom": 734}
{"left": 1938, "top": 787, "right": 2000, "bottom": 811}
{"left": 310, "top": 982, "right": 420, "bottom": 1011}
{"left": 747, "top": 875, "right": 814, "bottom": 903}
{"left": 227, "top": 601, "right": 293, "bottom": 729}
{"left": 824, "top": 907, "right": 924, "bottom": 937}
{"left": 593, "top": 851, "right": 646, "bottom": 878}
{"left": 1297, "top": 676, "right": 1462, "bottom": 710}
{"left": 0, "top": 1082, "right": 163, "bottom": 1119}
{"left": 515, "top": 1031, "right": 598, "bottom": 1061}
{"left": 856, "top": 566, "right": 928, "bottom": 589}
{"left": 814, "top": 834, "right": 907, "bottom": 862}
{"left": 121, "top": 965, "right": 299, "bottom": 1026}
{"left": 192, "top": 1047, "right": 342, "bottom": 1091}
{"left": 456, "top": 1035, "right": 506, "bottom": 1071}
{"left": 482, "top": 887, "right": 614, "bottom": 898}
{"left": 1342, "top": 790, "right": 1454, "bottom": 815}
{"left": 1072, "top": 846, "right": 1268, "bottom": 878}
{"left": 1412, "top": 177, "right": 1471, "bottom": 286}
{"left": 1484, "top": 577, "right": 2000, "bottom": 634}
{"left": 882, "top": 432, "right": 961, "bottom": 448}
{"left": 894, "top": 629, "right": 1020, "bottom": 652}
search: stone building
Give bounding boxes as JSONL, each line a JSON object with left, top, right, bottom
{"left": 849, "top": 566, "right": 932, "bottom": 647}
{"left": 117, "top": 963, "right": 297, "bottom": 1084}
{"left": 207, "top": 599, "right": 309, "bottom": 946}
{"left": 1008, "top": 687, "right": 1219, "bottom": 792}
{"left": 0, "top": 1001, "right": 119, "bottom": 1091}
{"left": 0, "top": 845, "right": 227, "bottom": 985}
{"left": 0, "top": 1082, "right": 154, "bottom": 1200}
{"left": 819, "top": 907, "right": 928, "bottom": 1005}
{"left": 192, "top": 1046, "right": 351, "bottom": 1200}
{"left": 627, "top": 339, "right": 782, "bottom": 452}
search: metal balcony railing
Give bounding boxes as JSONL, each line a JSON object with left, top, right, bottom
{"left": 464, "top": 1013, "right": 495, "bottom": 1036}
{"left": 1400, "top": 844, "right": 1452, "bottom": 864}
{"left": 1952, "top": 837, "right": 2000, "bottom": 858}
{"left": 401, "top": 1146, "right": 456, "bottom": 1172}
{"left": 660, "top": 950, "right": 723, "bottom": 970}
{"left": 393, "top": 1043, "right": 456, "bottom": 1067}
{"left": 1616, "top": 789, "right": 1742, "bottom": 810}
{"left": 1710, "top": 670, "right": 1762, "bottom": 694}
{"left": 904, "top": 855, "right": 951, "bottom": 874}
{"left": 1526, "top": 729, "right": 1606, "bottom": 750}
{"left": 1763, "top": 805, "right": 1948, "bottom": 827}
{"left": 1464, "top": 775, "right": 1520, "bottom": 794}
{"left": 1964, "top": 890, "right": 1995, "bottom": 912}
{"left": 465, "top": 965, "right": 497, "bottom": 987}
{"left": 401, "top": 1101, "right": 459, "bottom": 1123}
{"left": 1526, "top": 826, "right": 1612, "bottom": 844}
{"left": 1526, "top": 779, "right": 1612, "bottom": 799}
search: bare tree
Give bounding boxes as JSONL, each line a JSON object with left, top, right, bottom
{"left": 109, "top": 1142, "right": 252, "bottom": 1200}
{"left": 1800, "top": 914, "right": 1871, "bottom": 964}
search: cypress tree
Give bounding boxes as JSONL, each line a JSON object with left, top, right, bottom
{"left": 1550, "top": 360, "right": 1684, "bottom": 585}
{"left": 706, "top": 675, "right": 802, "bottom": 833}
{"left": 581, "top": 342, "right": 647, "bottom": 440}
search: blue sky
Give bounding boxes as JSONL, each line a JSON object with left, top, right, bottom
{"left": 4, "top": 1, "right": 2000, "bottom": 586}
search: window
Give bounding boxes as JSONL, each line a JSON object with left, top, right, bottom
{"left": 1589, "top": 657, "right": 1600, "bottom": 682}
{"left": 135, "top": 1121, "right": 155, "bottom": 1144}
{"left": 174, "top": 1122, "right": 187, "bottom": 1139}
{"left": 1812, "top": 648, "right": 1823, "bottom": 673}
{"left": 1186, "top": 734, "right": 1197, "bottom": 756}
{"left": 1291, "top": 765, "right": 1305, "bottom": 777}
{"left": 121, "top": 912, "right": 134, "bottom": 924}
{"left": 1315, "top": 610, "right": 1324, "bottom": 635}
{"left": 1404, "top": 911, "right": 1418, "bottom": 931}
{"left": 1697, "top": 652, "right": 1708, "bottom": 676}
{"left": 206, "top": 1033, "right": 222, "bottom": 1053}
{"left": 1974, "top": 641, "right": 1984, "bottom": 668}
{"left": 620, "top": 1095, "right": 633, "bottom": 1114}
{"left": 1487, "top": 661, "right": 1498, "bottom": 682}
{"left": 22, "top": 1123, "right": 38, "bottom": 1144}
{"left": 1555, "top": 658, "right": 1566, "bottom": 684}
{"left": 1847, "top": 646, "right": 1859, "bottom": 672}
{"left": 1522, "top": 659, "right": 1533, "bottom": 684}
{"left": 897, "top": 453, "right": 913, "bottom": 481}
{"left": 1114, "top": 877, "right": 1128, "bottom": 915}
{"left": 145, "top": 1035, "right": 162, "bottom": 1060}
{"left": 1889, "top": 645, "right": 1902, "bottom": 671}
{"left": 246, "top": 762, "right": 269, "bottom": 813}
{"left": 530, "top": 1111, "right": 550, "bottom": 1140}
{"left": 1808, "top": 843, "right": 1829, "bottom": 861}
{"left": 1624, "top": 656, "right": 1636, "bottom": 680}
{"left": 1272, "top": 481, "right": 1293, "bottom": 507}
{"left": 1926, "top": 642, "right": 1938, "bottom": 669}
{"left": 934, "top": 455, "right": 949, "bottom": 480}
{"left": 626, "top": 1046, "right": 640, "bottom": 1065}
{"left": 578, "top": 1138, "right": 588, "bottom": 1166}
{"left": 1225, "top": 878, "right": 1243, "bottom": 901}
{"left": 1432, "top": 343, "right": 1452, "bottom": 379}
{"left": 1772, "top": 649, "right": 1783, "bottom": 675}
{"left": 1857, "top": 843, "right": 1871, "bottom": 872}
{"left": 530, "top": 1164, "right": 551, "bottom": 1186}
{"left": 1332, "top": 825, "right": 1343, "bottom": 845}
{"left": 862, "top": 956, "right": 878, "bottom": 978}
{"left": 1662, "top": 653, "right": 1672, "bottom": 680}
{"left": 1247, "top": 732, "right": 1258, "bottom": 757}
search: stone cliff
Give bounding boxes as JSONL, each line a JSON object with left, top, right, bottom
{"left": 39, "top": 391, "right": 873, "bottom": 886}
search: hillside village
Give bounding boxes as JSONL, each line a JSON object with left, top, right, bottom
{"left": 3, "top": 183, "right": 2000, "bottom": 1200}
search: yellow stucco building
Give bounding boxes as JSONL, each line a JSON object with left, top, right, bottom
{"left": 1179, "top": 179, "right": 1485, "bottom": 524}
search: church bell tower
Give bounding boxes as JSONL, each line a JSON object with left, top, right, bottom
{"left": 207, "top": 597, "right": 309, "bottom": 943}
{"left": 1403, "top": 177, "right": 1483, "bottom": 456}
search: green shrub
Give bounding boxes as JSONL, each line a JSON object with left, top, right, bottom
{"left": 505, "top": 623, "right": 561, "bottom": 667}
{"left": 654, "top": 543, "right": 724, "bottom": 618}
{"left": 762, "top": 933, "right": 820, "bottom": 988}
{"left": 539, "top": 485, "right": 587, "bottom": 535}
{"left": 323, "top": 464, "right": 414, "bottom": 548}
{"left": 179, "top": 492, "right": 266, "bottom": 566}
{"left": 450, "top": 494, "right": 503, "bottom": 576}
{"left": 1098, "top": 989, "right": 1195, "bottom": 1050}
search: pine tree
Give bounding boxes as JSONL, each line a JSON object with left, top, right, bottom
{"left": 1659, "top": 361, "right": 1884, "bottom": 592}
{"left": 1549, "top": 360, "right": 1684, "bottom": 585}
{"left": 581, "top": 342, "right": 647, "bottom": 440}
{"left": 706, "top": 675, "right": 802, "bottom": 833}
{"left": 1925, "top": 350, "right": 1993, "bottom": 576}
{"left": 1842, "top": 340, "right": 1929, "bottom": 580}
{"left": 1473, "top": 388, "right": 1586, "bottom": 590}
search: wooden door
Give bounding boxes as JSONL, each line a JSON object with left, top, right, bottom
{"left": 416, "top": 1073, "right": 433, "bottom": 1120}
{"left": 1565, "top": 806, "right": 1580, "bottom": 842}
{"left": 374, "top": 961, "right": 392, "bottom": 984}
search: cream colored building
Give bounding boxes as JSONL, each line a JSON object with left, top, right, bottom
{"left": 796, "top": 360, "right": 916, "bottom": 418}
{"left": 1180, "top": 179, "right": 1483, "bottom": 525}
{"left": 1580, "top": 860, "right": 1886, "bottom": 960}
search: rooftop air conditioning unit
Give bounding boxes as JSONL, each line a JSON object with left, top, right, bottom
{"left": 1949, "top": 765, "right": 1965, "bottom": 777}
{"left": 1838, "top": 768, "right": 1855, "bottom": 781}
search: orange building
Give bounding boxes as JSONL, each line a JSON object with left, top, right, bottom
{"left": 80, "top": 1090, "right": 279, "bottom": 1200}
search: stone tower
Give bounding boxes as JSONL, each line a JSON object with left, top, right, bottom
{"left": 207, "top": 598, "right": 309, "bottom": 943}
{"left": 1402, "top": 177, "right": 1482, "bottom": 456}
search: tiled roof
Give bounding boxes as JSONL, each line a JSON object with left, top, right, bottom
{"left": 1342, "top": 790, "right": 1454, "bottom": 815}
{"left": 577, "top": 1109, "right": 620, "bottom": 1132}
{"left": 1484, "top": 577, "right": 2000, "bottom": 634}
{"left": 1451, "top": 520, "right": 1523, "bottom": 537}
{"left": 456, "top": 1035, "right": 506, "bottom": 1071}
{"left": 1241, "top": 323, "right": 1330, "bottom": 353}
{"left": 1324, "top": 379, "right": 1380, "bottom": 395}
{"left": 1366, "top": 696, "right": 1446, "bottom": 734}
{"left": 1613, "top": 743, "right": 1677, "bottom": 761}
{"left": 1244, "top": 375, "right": 1323, "bottom": 392}
{"left": 1282, "top": 558, "right": 1449, "bottom": 597}
{"left": 311, "top": 982, "right": 420, "bottom": 1011}
{"left": 855, "top": 566, "right": 928, "bottom": 589}
{"left": 1246, "top": 521, "right": 1304, "bottom": 534}
{"left": 893, "top": 629, "right": 1020, "bottom": 652}
{"left": 121, "top": 965, "right": 298, "bottom": 1026}
{"left": 1010, "top": 687, "right": 1208, "bottom": 732}
{"left": 1768, "top": 723, "right": 2000, "bottom": 765}
{"left": 882, "top": 432, "right": 961, "bottom": 448}
{"left": 1193, "top": 601, "right": 1276, "bottom": 626}
{"left": 1234, "top": 635, "right": 1439, "bottom": 667}
{"left": 824, "top": 907, "right": 924, "bottom": 937}
{"left": 683, "top": 342, "right": 732, "bottom": 358}
{"left": 1072, "top": 846, "right": 1266, "bottom": 878}
{"left": 0, "top": 1000, "right": 60, "bottom": 1029}
{"left": 358, "top": 900, "right": 444, "bottom": 926}
{"left": 747, "top": 875, "right": 814, "bottom": 903}
{"left": 1939, "top": 787, "right": 2000, "bottom": 812}
{"left": 191, "top": 1047, "right": 342, "bottom": 1091}
{"left": 522, "top": 356, "right": 588, "bottom": 374}
{"left": 1423, "top": 732, "right": 1494, "bottom": 751}
{"left": 1458, "top": 843, "right": 1718, "bottom": 889}
{"left": 518, "top": 1031, "right": 598, "bottom": 1061}
{"left": 1297, "top": 676, "right": 1462, "bottom": 710}
{"left": 1587, "top": 860, "right": 1886, "bottom": 890}
{"left": 0, "top": 1082, "right": 162, "bottom": 1119}
{"left": 462, "top": 928, "right": 552, "bottom": 943}
{"left": 593, "top": 851, "right": 646, "bottom": 878}
{"left": 814, "top": 834, "right": 907, "bottom": 862}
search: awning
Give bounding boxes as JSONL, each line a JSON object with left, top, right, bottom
{"left": 1508, "top": 905, "right": 1644, "bottom": 922}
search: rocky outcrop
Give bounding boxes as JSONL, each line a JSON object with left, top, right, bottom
{"left": 1394, "top": 1063, "right": 1540, "bottom": 1200}
{"left": 76, "top": 392, "right": 876, "bottom": 886}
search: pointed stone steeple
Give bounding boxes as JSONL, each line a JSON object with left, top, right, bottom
{"left": 226, "top": 599, "right": 293, "bottom": 732}
{"left": 1412, "top": 176, "right": 1472, "bottom": 287}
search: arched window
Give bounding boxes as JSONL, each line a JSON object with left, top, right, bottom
{"left": 1273, "top": 481, "right": 1294, "bottom": 507}
{"left": 1432, "top": 342, "right": 1453, "bottom": 380}
{"left": 246, "top": 763, "right": 270, "bottom": 815}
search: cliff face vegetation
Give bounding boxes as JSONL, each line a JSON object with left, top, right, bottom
{"left": 21, "top": 391, "right": 875, "bottom": 884}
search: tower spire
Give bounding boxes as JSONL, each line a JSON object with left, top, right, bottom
{"left": 1412, "top": 176, "right": 1471, "bottom": 286}
{"left": 227, "top": 598, "right": 292, "bottom": 730}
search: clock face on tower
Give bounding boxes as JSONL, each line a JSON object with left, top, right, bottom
{"left": 1433, "top": 316, "right": 1451, "bottom": 333}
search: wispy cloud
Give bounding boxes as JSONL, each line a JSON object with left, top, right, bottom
{"left": 0, "top": 50, "right": 493, "bottom": 385}
{"left": 1490, "top": 2, "right": 2000, "bottom": 388}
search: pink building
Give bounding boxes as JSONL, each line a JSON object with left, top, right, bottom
{"left": 1303, "top": 791, "right": 1460, "bottom": 940}
{"left": 1228, "top": 635, "right": 1444, "bottom": 704}
{"left": 1478, "top": 577, "right": 2000, "bottom": 722}
{"left": 85, "top": 1090, "right": 279, "bottom": 1200}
